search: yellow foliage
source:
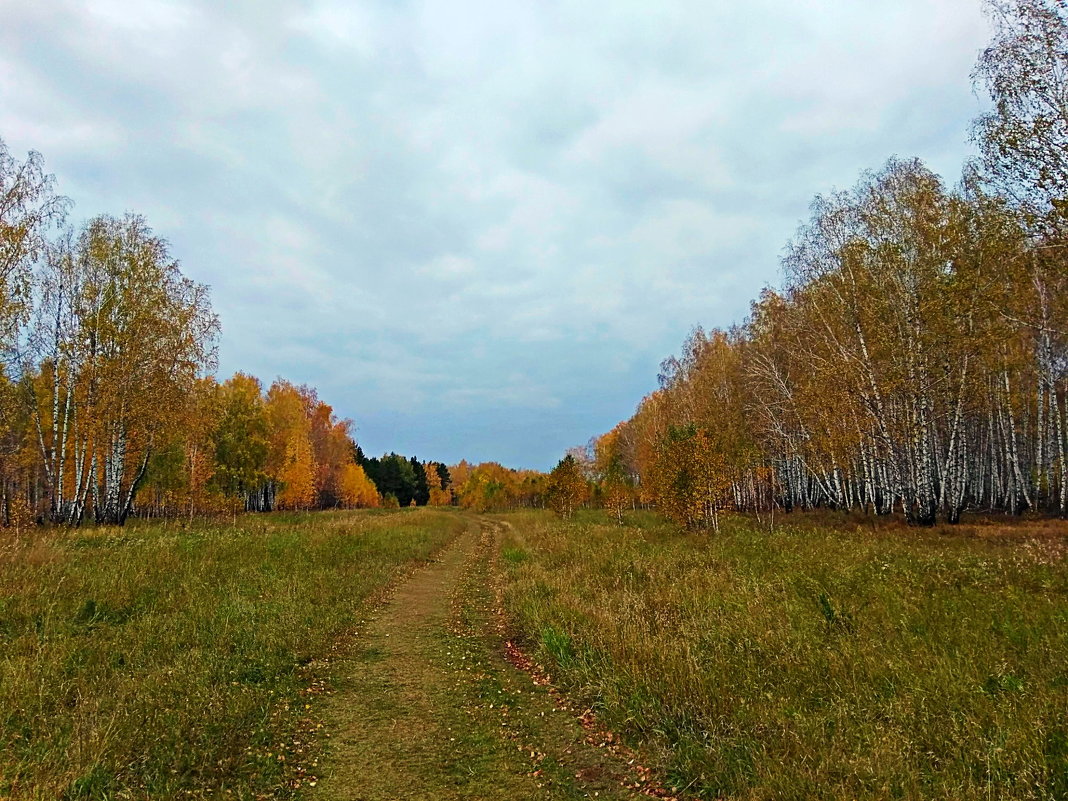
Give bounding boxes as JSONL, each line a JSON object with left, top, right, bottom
{"left": 547, "top": 455, "right": 589, "bottom": 518}
{"left": 454, "top": 462, "right": 521, "bottom": 512}
{"left": 336, "top": 463, "right": 380, "bottom": 508}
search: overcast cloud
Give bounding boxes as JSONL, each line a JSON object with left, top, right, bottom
{"left": 0, "top": 0, "right": 991, "bottom": 468}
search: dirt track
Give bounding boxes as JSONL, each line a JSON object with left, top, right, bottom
{"left": 309, "top": 516, "right": 644, "bottom": 801}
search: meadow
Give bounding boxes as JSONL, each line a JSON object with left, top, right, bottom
{"left": 4, "top": 505, "right": 1066, "bottom": 801}
{"left": 0, "top": 509, "right": 464, "bottom": 800}
{"left": 499, "top": 510, "right": 1068, "bottom": 800}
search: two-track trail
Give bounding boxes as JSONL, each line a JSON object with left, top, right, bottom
{"left": 308, "top": 515, "right": 645, "bottom": 801}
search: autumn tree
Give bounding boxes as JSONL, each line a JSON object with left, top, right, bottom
{"left": 264, "top": 380, "right": 316, "bottom": 511}
{"left": 592, "top": 425, "right": 634, "bottom": 524}
{"left": 1, "top": 138, "right": 68, "bottom": 360}
{"left": 435, "top": 462, "right": 451, "bottom": 494}
{"left": 449, "top": 460, "right": 472, "bottom": 495}
{"left": 308, "top": 398, "right": 361, "bottom": 508}
{"left": 425, "top": 461, "right": 452, "bottom": 505}
{"left": 973, "top": 0, "right": 1068, "bottom": 516}
{"left": 211, "top": 372, "right": 270, "bottom": 511}
{"left": 25, "top": 214, "right": 217, "bottom": 525}
{"left": 974, "top": 0, "right": 1068, "bottom": 229}
{"left": 0, "top": 376, "right": 35, "bottom": 528}
{"left": 0, "top": 139, "right": 67, "bottom": 519}
{"left": 336, "top": 462, "right": 380, "bottom": 508}
{"left": 141, "top": 377, "right": 222, "bottom": 518}
{"left": 591, "top": 152, "right": 1066, "bottom": 525}
{"left": 0, "top": 134, "right": 408, "bottom": 527}
{"left": 514, "top": 471, "right": 548, "bottom": 508}
{"left": 546, "top": 454, "right": 588, "bottom": 519}
{"left": 453, "top": 461, "right": 524, "bottom": 511}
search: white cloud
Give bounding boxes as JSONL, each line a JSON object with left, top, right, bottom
{"left": 0, "top": 0, "right": 992, "bottom": 467}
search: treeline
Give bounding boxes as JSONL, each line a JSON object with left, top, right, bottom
{"left": 343, "top": 454, "right": 558, "bottom": 512}
{"left": 140, "top": 374, "right": 385, "bottom": 519}
{"left": 359, "top": 452, "right": 451, "bottom": 508}
{"left": 0, "top": 136, "right": 472, "bottom": 526}
{"left": 0, "top": 181, "right": 231, "bottom": 526}
{"left": 0, "top": 160, "right": 387, "bottom": 525}
{"left": 581, "top": 0, "right": 1068, "bottom": 527}
{"left": 449, "top": 460, "right": 548, "bottom": 511}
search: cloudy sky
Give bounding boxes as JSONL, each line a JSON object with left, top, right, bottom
{"left": 1, "top": 0, "right": 991, "bottom": 469}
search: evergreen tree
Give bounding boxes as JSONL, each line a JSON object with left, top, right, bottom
{"left": 372, "top": 453, "right": 417, "bottom": 507}
{"left": 410, "top": 456, "right": 430, "bottom": 506}
{"left": 362, "top": 455, "right": 381, "bottom": 490}
{"left": 435, "top": 462, "right": 451, "bottom": 491}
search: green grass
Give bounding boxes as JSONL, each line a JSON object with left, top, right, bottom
{"left": 0, "top": 508, "right": 464, "bottom": 800}
{"left": 499, "top": 509, "right": 1068, "bottom": 800}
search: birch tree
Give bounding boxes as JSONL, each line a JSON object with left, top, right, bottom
{"left": 974, "top": 0, "right": 1068, "bottom": 229}
{"left": 547, "top": 455, "right": 588, "bottom": 519}
{"left": 29, "top": 214, "right": 217, "bottom": 524}
{"left": 0, "top": 140, "right": 67, "bottom": 519}
{"left": 0, "top": 139, "right": 68, "bottom": 360}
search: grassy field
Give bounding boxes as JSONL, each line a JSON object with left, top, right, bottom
{"left": 5, "top": 506, "right": 1066, "bottom": 800}
{"left": 0, "top": 508, "right": 465, "bottom": 800}
{"left": 499, "top": 510, "right": 1068, "bottom": 800}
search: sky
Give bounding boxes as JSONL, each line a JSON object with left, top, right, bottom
{"left": 0, "top": 0, "right": 992, "bottom": 469}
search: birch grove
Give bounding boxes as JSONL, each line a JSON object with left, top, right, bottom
{"left": 28, "top": 215, "right": 220, "bottom": 524}
{"left": 598, "top": 159, "right": 1066, "bottom": 525}
{"left": 590, "top": 0, "right": 1068, "bottom": 527}
{"left": 5, "top": 0, "right": 1068, "bottom": 528}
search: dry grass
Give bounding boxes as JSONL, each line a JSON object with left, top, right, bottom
{"left": 499, "top": 509, "right": 1068, "bottom": 800}
{"left": 0, "top": 508, "right": 464, "bottom": 800}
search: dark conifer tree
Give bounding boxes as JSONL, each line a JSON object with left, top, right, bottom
{"left": 411, "top": 457, "right": 430, "bottom": 506}
{"left": 435, "top": 462, "right": 451, "bottom": 491}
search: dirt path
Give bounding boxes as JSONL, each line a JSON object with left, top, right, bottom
{"left": 308, "top": 516, "right": 644, "bottom": 801}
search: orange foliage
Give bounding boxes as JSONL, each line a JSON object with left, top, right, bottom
{"left": 266, "top": 381, "right": 317, "bottom": 510}
{"left": 424, "top": 461, "right": 452, "bottom": 506}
